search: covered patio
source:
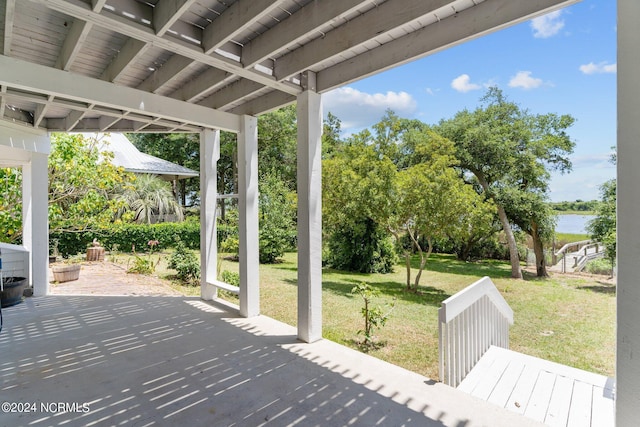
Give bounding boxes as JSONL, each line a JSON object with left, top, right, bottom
{"left": 0, "top": 295, "right": 542, "bottom": 426}
{"left": 0, "top": 0, "right": 637, "bottom": 425}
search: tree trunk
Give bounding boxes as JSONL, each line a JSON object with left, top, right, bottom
{"left": 496, "top": 205, "right": 523, "bottom": 279}
{"left": 531, "top": 221, "right": 548, "bottom": 277}
{"left": 413, "top": 236, "right": 433, "bottom": 291}
{"left": 475, "top": 172, "right": 522, "bottom": 279}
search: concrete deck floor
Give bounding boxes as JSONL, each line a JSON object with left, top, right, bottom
{"left": 0, "top": 296, "right": 543, "bottom": 427}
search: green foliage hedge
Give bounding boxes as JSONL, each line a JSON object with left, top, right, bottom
{"left": 50, "top": 220, "right": 201, "bottom": 257}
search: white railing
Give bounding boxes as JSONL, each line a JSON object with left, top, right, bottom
{"left": 438, "top": 276, "right": 513, "bottom": 387}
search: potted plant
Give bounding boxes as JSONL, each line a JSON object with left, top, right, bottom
{"left": 1, "top": 276, "right": 28, "bottom": 307}
{"left": 51, "top": 257, "right": 81, "bottom": 283}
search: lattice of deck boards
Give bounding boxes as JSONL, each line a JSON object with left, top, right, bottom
{"left": 458, "top": 346, "right": 614, "bottom": 427}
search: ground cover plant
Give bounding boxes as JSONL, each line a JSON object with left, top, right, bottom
{"left": 154, "top": 250, "right": 615, "bottom": 381}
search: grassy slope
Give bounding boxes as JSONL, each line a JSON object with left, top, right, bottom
{"left": 136, "top": 250, "right": 615, "bottom": 381}
{"left": 221, "top": 252, "right": 615, "bottom": 380}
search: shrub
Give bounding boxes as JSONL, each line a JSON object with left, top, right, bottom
{"left": 585, "top": 257, "right": 615, "bottom": 276}
{"left": 168, "top": 240, "right": 200, "bottom": 283}
{"left": 50, "top": 220, "right": 200, "bottom": 257}
{"left": 258, "top": 171, "right": 297, "bottom": 263}
{"left": 221, "top": 270, "right": 240, "bottom": 287}
{"left": 325, "top": 218, "right": 397, "bottom": 273}
{"left": 127, "top": 255, "right": 156, "bottom": 275}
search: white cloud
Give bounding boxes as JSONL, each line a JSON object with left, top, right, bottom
{"left": 579, "top": 61, "right": 617, "bottom": 75}
{"left": 531, "top": 10, "right": 565, "bottom": 38}
{"left": 451, "top": 74, "right": 481, "bottom": 93}
{"left": 322, "top": 87, "right": 417, "bottom": 132}
{"left": 508, "top": 71, "right": 544, "bottom": 90}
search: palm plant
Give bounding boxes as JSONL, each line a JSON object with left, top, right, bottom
{"left": 116, "top": 174, "right": 184, "bottom": 223}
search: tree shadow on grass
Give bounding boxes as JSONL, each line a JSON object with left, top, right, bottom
{"left": 415, "top": 253, "right": 514, "bottom": 279}
{"left": 577, "top": 283, "right": 616, "bottom": 295}
{"left": 283, "top": 276, "right": 450, "bottom": 307}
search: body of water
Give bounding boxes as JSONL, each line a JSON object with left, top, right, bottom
{"left": 556, "top": 214, "right": 596, "bottom": 235}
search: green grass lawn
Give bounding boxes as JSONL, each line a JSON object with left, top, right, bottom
{"left": 121, "top": 250, "right": 616, "bottom": 381}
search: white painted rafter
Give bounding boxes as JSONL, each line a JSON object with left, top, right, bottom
{"left": 100, "top": 38, "right": 150, "bottom": 82}
{"left": 241, "top": 0, "right": 370, "bottom": 69}
{"left": 153, "top": 0, "right": 199, "bottom": 36}
{"left": 2, "top": 0, "right": 16, "bottom": 56}
{"left": 56, "top": 20, "right": 94, "bottom": 71}
{"left": 0, "top": 55, "right": 240, "bottom": 132}
{"left": 169, "top": 67, "right": 232, "bottom": 102}
{"left": 274, "top": 0, "right": 455, "bottom": 81}
{"left": 199, "top": 79, "right": 265, "bottom": 110}
{"left": 32, "top": 0, "right": 301, "bottom": 96}
{"left": 202, "top": 0, "right": 286, "bottom": 54}
{"left": 316, "top": 0, "right": 580, "bottom": 92}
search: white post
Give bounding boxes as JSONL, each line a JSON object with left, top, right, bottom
{"left": 200, "top": 129, "right": 220, "bottom": 301}
{"left": 617, "top": 1, "right": 640, "bottom": 424}
{"left": 25, "top": 152, "right": 49, "bottom": 296}
{"left": 297, "top": 72, "right": 323, "bottom": 343}
{"left": 238, "top": 115, "right": 259, "bottom": 317}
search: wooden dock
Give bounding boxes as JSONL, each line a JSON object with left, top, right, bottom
{"left": 458, "top": 346, "right": 614, "bottom": 426}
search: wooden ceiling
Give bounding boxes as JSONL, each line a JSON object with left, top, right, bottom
{"left": 0, "top": 0, "right": 577, "bottom": 133}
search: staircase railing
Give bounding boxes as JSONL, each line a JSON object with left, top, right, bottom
{"left": 438, "top": 276, "right": 513, "bottom": 387}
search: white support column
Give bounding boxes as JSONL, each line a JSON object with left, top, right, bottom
{"left": 297, "top": 72, "right": 323, "bottom": 343}
{"left": 200, "top": 128, "right": 220, "bottom": 301}
{"left": 238, "top": 114, "right": 259, "bottom": 317}
{"left": 24, "top": 152, "right": 49, "bottom": 296}
{"left": 617, "top": 2, "right": 640, "bottom": 424}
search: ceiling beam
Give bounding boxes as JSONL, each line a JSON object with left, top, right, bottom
{"left": 228, "top": 90, "right": 296, "bottom": 116}
{"left": 65, "top": 110, "right": 86, "bottom": 131}
{"left": 101, "top": 38, "right": 150, "bottom": 82}
{"left": 137, "top": 54, "right": 193, "bottom": 93}
{"left": 34, "top": 95, "right": 55, "bottom": 127}
{"left": 317, "top": 0, "right": 580, "bottom": 92}
{"left": 56, "top": 0, "right": 106, "bottom": 71}
{"left": 56, "top": 20, "right": 94, "bottom": 70}
{"left": 154, "top": 0, "right": 287, "bottom": 107}
{"left": 169, "top": 67, "right": 232, "bottom": 102}
{"left": 241, "top": 0, "right": 370, "bottom": 69}
{"left": 153, "top": 0, "right": 199, "bottom": 36}
{"left": 1, "top": 0, "right": 16, "bottom": 55}
{"left": 0, "top": 55, "right": 241, "bottom": 132}
{"left": 199, "top": 79, "right": 265, "bottom": 110}
{"left": 101, "top": 0, "right": 198, "bottom": 83}
{"left": 34, "top": 0, "right": 301, "bottom": 96}
{"left": 202, "top": 0, "right": 285, "bottom": 53}
{"left": 274, "top": 0, "right": 454, "bottom": 81}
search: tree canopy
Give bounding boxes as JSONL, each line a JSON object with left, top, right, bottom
{"left": 437, "top": 87, "right": 575, "bottom": 278}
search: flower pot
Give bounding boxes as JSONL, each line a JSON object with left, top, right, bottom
{"left": 1, "top": 277, "right": 27, "bottom": 308}
{"left": 52, "top": 264, "right": 81, "bottom": 283}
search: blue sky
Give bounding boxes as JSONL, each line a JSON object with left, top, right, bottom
{"left": 322, "top": 0, "right": 616, "bottom": 202}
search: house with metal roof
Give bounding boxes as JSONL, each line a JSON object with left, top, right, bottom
{"left": 89, "top": 132, "right": 198, "bottom": 181}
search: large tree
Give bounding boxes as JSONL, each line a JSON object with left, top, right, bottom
{"left": 588, "top": 150, "right": 616, "bottom": 272}
{"left": 323, "top": 141, "right": 398, "bottom": 273}
{"left": 437, "top": 88, "right": 575, "bottom": 278}
{"left": 48, "top": 133, "right": 134, "bottom": 233}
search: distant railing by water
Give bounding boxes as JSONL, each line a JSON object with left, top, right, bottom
{"left": 438, "top": 277, "right": 513, "bottom": 387}
{"left": 552, "top": 240, "right": 603, "bottom": 273}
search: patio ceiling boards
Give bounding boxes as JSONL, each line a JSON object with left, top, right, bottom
{"left": 0, "top": 0, "right": 578, "bottom": 134}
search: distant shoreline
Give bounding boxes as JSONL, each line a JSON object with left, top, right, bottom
{"left": 554, "top": 211, "right": 596, "bottom": 216}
